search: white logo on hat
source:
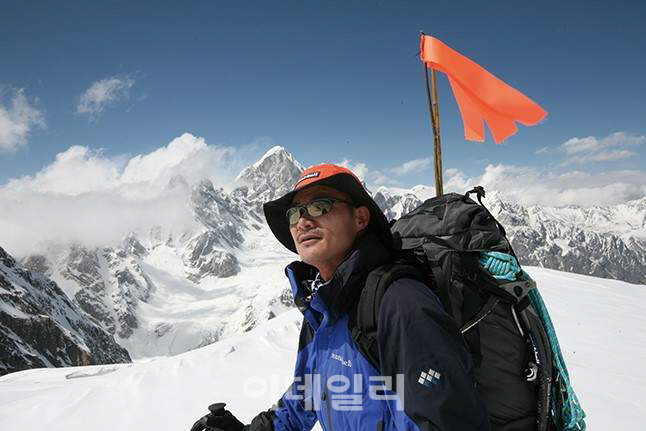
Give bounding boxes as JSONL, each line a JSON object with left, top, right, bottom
{"left": 294, "top": 171, "right": 320, "bottom": 188}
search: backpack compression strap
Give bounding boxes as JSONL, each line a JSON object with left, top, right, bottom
{"left": 351, "top": 263, "right": 425, "bottom": 370}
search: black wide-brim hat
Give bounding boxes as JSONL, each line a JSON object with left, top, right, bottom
{"left": 263, "top": 164, "right": 393, "bottom": 253}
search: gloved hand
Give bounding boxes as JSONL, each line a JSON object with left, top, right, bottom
{"left": 190, "top": 403, "right": 245, "bottom": 431}
{"left": 479, "top": 251, "right": 521, "bottom": 281}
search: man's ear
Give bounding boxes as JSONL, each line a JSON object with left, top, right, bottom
{"left": 355, "top": 206, "right": 371, "bottom": 230}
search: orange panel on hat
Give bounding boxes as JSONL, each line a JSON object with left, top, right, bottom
{"left": 293, "top": 164, "right": 361, "bottom": 191}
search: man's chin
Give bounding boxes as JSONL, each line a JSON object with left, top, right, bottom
{"left": 297, "top": 244, "right": 326, "bottom": 265}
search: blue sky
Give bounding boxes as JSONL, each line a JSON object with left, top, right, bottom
{"left": 1, "top": 0, "right": 645, "bottom": 193}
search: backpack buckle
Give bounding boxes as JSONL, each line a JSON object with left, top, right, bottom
{"left": 499, "top": 279, "right": 536, "bottom": 302}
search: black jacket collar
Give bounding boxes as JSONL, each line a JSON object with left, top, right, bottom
{"left": 287, "top": 233, "right": 392, "bottom": 321}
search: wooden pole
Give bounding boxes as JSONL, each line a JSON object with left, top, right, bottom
{"left": 423, "top": 61, "right": 444, "bottom": 196}
{"left": 431, "top": 68, "right": 443, "bottom": 196}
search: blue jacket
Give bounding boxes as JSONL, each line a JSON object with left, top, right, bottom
{"left": 248, "top": 234, "right": 490, "bottom": 431}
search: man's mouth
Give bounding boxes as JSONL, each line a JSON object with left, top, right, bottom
{"left": 299, "top": 233, "right": 322, "bottom": 245}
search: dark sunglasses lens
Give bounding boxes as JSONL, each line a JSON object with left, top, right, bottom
{"left": 306, "top": 200, "right": 332, "bottom": 217}
{"left": 286, "top": 200, "right": 334, "bottom": 225}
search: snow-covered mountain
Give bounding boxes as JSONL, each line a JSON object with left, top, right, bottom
{"left": 0, "top": 246, "right": 130, "bottom": 375}
{"left": 373, "top": 187, "right": 423, "bottom": 221}
{"left": 10, "top": 146, "right": 302, "bottom": 362}
{"left": 489, "top": 196, "right": 646, "bottom": 285}
{"left": 1, "top": 267, "right": 644, "bottom": 430}
{"left": 235, "top": 145, "right": 304, "bottom": 204}
{"left": 3, "top": 145, "right": 646, "bottom": 372}
{"left": 375, "top": 187, "right": 646, "bottom": 285}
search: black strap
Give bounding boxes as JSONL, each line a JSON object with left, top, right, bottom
{"left": 460, "top": 296, "right": 499, "bottom": 334}
{"left": 352, "top": 263, "right": 424, "bottom": 370}
{"left": 427, "top": 257, "right": 453, "bottom": 315}
{"left": 356, "top": 263, "right": 424, "bottom": 335}
{"left": 523, "top": 311, "right": 554, "bottom": 431}
{"left": 464, "top": 185, "right": 486, "bottom": 204}
{"left": 515, "top": 296, "right": 531, "bottom": 313}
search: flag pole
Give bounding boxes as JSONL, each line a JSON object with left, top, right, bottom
{"left": 431, "top": 68, "right": 443, "bottom": 196}
{"left": 421, "top": 32, "right": 444, "bottom": 196}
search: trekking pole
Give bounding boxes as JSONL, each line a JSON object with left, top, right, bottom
{"left": 421, "top": 32, "right": 444, "bottom": 196}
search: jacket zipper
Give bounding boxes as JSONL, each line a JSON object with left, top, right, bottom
{"left": 323, "top": 384, "right": 335, "bottom": 431}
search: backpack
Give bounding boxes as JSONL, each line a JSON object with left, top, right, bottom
{"left": 351, "top": 187, "right": 586, "bottom": 431}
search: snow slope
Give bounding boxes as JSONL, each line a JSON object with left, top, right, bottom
{"left": 115, "top": 223, "right": 295, "bottom": 358}
{"left": 1, "top": 269, "right": 644, "bottom": 430}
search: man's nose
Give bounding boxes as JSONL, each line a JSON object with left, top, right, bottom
{"left": 294, "top": 209, "right": 316, "bottom": 229}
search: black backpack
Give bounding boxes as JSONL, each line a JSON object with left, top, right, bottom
{"left": 352, "top": 187, "right": 584, "bottom": 431}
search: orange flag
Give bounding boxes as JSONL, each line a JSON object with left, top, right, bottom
{"left": 420, "top": 35, "right": 547, "bottom": 144}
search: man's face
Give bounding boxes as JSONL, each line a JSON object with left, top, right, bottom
{"left": 288, "top": 185, "right": 369, "bottom": 278}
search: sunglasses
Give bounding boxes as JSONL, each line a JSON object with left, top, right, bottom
{"left": 286, "top": 198, "right": 355, "bottom": 226}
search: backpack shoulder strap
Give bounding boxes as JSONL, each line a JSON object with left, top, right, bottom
{"left": 351, "top": 263, "right": 424, "bottom": 370}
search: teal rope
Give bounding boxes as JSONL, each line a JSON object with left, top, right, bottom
{"left": 479, "top": 251, "right": 520, "bottom": 281}
{"left": 480, "top": 252, "right": 587, "bottom": 430}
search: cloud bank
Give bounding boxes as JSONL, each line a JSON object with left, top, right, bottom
{"left": 337, "top": 133, "right": 646, "bottom": 208}
{"left": 0, "top": 133, "right": 248, "bottom": 256}
{"left": 2, "top": 131, "right": 644, "bottom": 257}
{"left": 0, "top": 88, "right": 45, "bottom": 152}
{"left": 369, "top": 163, "right": 646, "bottom": 208}
{"left": 441, "top": 164, "right": 646, "bottom": 207}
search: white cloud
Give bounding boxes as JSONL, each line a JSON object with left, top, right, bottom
{"left": 390, "top": 157, "right": 432, "bottom": 176}
{"left": 328, "top": 144, "right": 646, "bottom": 207}
{"left": 121, "top": 134, "right": 235, "bottom": 186}
{"left": 9, "top": 145, "right": 122, "bottom": 195}
{"left": 559, "top": 132, "right": 644, "bottom": 165}
{"left": 338, "top": 156, "right": 447, "bottom": 189}
{"left": 372, "top": 171, "right": 399, "bottom": 186}
{"left": 337, "top": 159, "right": 400, "bottom": 188}
{"left": 440, "top": 164, "right": 646, "bottom": 207}
{"left": 0, "top": 133, "right": 245, "bottom": 256}
{"left": 0, "top": 89, "right": 45, "bottom": 153}
{"left": 338, "top": 159, "right": 369, "bottom": 182}
{"left": 77, "top": 76, "right": 135, "bottom": 118}
{"left": 577, "top": 149, "right": 637, "bottom": 163}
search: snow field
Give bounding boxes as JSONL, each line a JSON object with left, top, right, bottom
{"left": 0, "top": 267, "right": 644, "bottom": 430}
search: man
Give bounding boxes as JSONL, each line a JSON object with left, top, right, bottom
{"left": 192, "top": 164, "right": 489, "bottom": 431}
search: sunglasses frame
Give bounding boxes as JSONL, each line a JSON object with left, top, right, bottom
{"left": 286, "top": 197, "right": 355, "bottom": 226}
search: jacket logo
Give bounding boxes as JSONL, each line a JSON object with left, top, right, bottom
{"left": 418, "top": 367, "right": 441, "bottom": 387}
{"left": 330, "top": 352, "right": 352, "bottom": 367}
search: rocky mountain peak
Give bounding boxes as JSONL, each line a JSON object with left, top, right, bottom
{"left": 123, "top": 234, "right": 147, "bottom": 258}
{"left": 235, "top": 146, "right": 303, "bottom": 202}
{"left": 0, "top": 246, "right": 16, "bottom": 268}
{"left": 190, "top": 180, "right": 247, "bottom": 246}
{"left": 373, "top": 187, "right": 422, "bottom": 221}
{"left": 253, "top": 145, "right": 301, "bottom": 170}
